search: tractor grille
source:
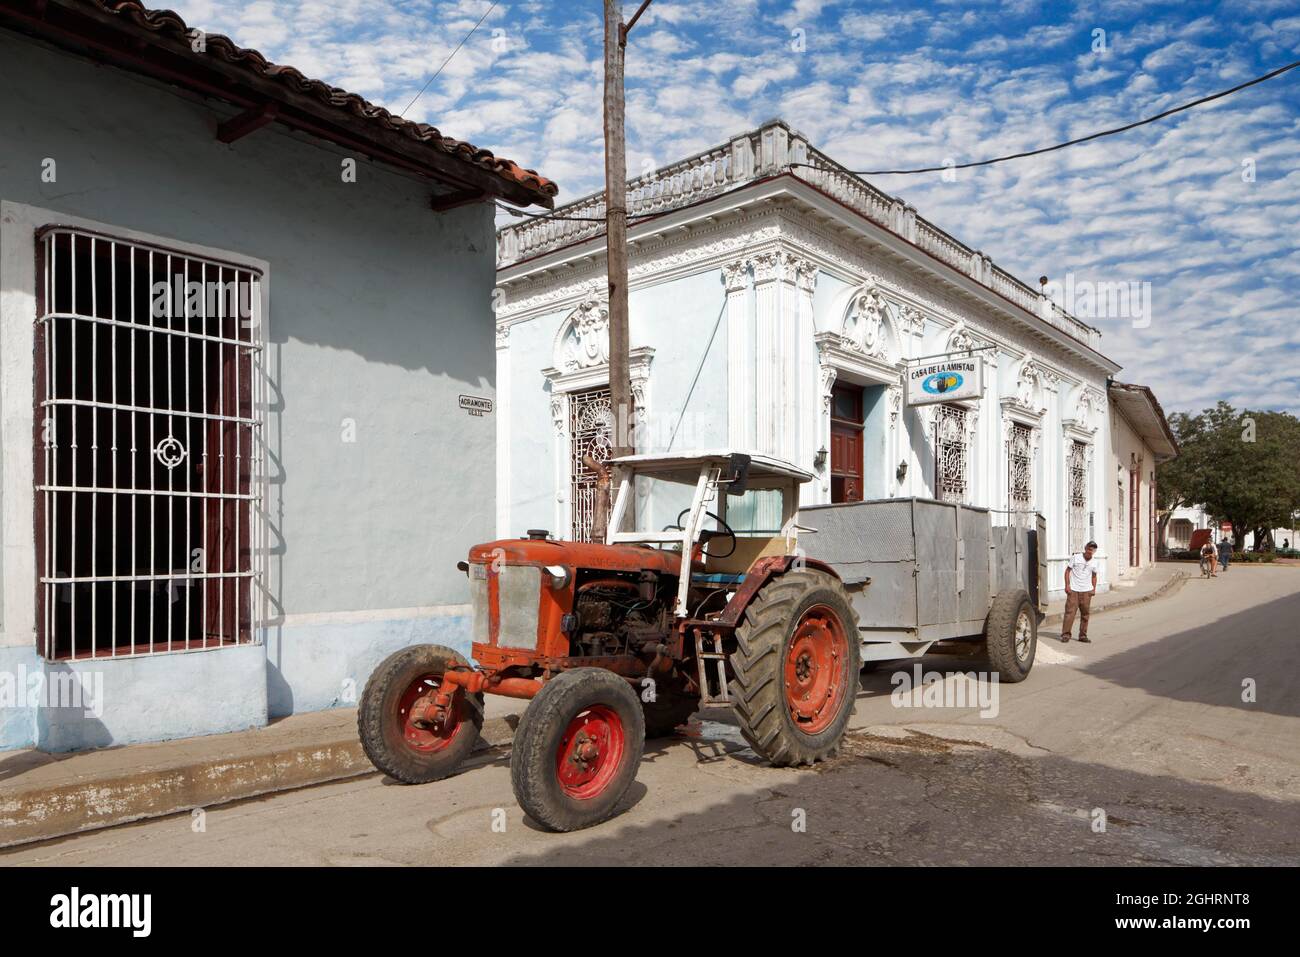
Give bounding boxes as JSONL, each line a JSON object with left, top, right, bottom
{"left": 468, "top": 563, "right": 542, "bottom": 651}
{"left": 497, "top": 565, "right": 542, "bottom": 651}
{"left": 469, "top": 563, "right": 489, "bottom": 644}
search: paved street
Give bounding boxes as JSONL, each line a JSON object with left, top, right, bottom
{"left": 5, "top": 566, "right": 1298, "bottom": 867}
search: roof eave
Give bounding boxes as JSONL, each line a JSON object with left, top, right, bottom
{"left": 0, "top": 0, "right": 555, "bottom": 209}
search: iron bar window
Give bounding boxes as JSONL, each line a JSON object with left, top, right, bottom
{"left": 569, "top": 387, "right": 613, "bottom": 542}
{"left": 934, "top": 404, "right": 969, "bottom": 504}
{"left": 34, "top": 227, "right": 266, "bottom": 660}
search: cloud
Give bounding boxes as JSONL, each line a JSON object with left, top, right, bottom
{"left": 163, "top": 0, "right": 1300, "bottom": 416}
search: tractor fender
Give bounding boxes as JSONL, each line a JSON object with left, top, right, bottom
{"left": 710, "top": 555, "right": 842, "bottom": 630}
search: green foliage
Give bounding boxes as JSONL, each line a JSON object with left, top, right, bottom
{"left": 1157, "top": 402, "right": 1300, "bottom": 547}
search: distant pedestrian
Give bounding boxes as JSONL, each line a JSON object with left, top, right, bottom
{"left": 1200, "top": 540, "right": 1217, "bottom": 577}
{"left": 1062, "top": 541, "right": 1099, "bottom": 644}
{"left": 1217, "top": 536, "right": 1232, "bottom": 573}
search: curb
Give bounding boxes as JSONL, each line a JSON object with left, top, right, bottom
{"left": 1041, "top": 571, "right": 1188, "bottom": 629}
{"left": 0, "top": 715, "right": 519, "bottom": 850}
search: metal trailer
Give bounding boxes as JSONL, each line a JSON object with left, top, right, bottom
{"left": 799, "top": 497, "right": 1046, "bottom": 665}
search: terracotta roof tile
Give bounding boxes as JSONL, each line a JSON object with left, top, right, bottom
{"left": 66, "top": 0, "right": 558, "bottom": 203}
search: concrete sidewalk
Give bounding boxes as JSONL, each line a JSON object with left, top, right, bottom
{"left": 2, "top": 563, "right": 1196, "bottom": 849}
{"left": 0, "top": 694, "right": 523, "bottom": 849}
{"left": 1042, "top": 561, "right": 1187, "bottom": 629}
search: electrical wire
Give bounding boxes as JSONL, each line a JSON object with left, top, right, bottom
{"left": 792, "top": 58, "right": 1300, "bottom": 176}
{"left": 495, "top": 202, "right": 658, "bottom": 224}
{"left": 400, "top": 1, "right": 499, "bottom": 118}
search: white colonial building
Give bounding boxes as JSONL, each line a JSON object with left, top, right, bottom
{"left": 495, "top": 120, "right": 1137, "bottom": 597}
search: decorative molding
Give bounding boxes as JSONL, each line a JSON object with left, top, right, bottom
{"left": 792, "top": 256, "right": 818, "bottom": 294}
{"left": 815, "top": 332, "right": 901, "bottom": 386}
{"left": 887, "top": 384, "right": 903, "bottom": 425}
{"left": 721, "top": 258, "right": 750, "bottom": 292}
{"left": 543, "top": 345, "right": 656, "bottom": 407}
{"left": 555, "top": 297, "right": 610, "bottom": 372}
{"left": 841, "top": 285, "right": 894, "bottom": 361}
{"left": 946, "top": 318, "right": 986, "bottom": 354}
{"left": 496, "top": 201, "right": 1111, "bottom": 388}
{"left": 819, "top": 364, "right": 838, "bottom": 414}
{"left": 1062, "top": 384, "right": 1105, "bottom": 437}
{"left": 898, "top": 304, "right": 925, "bottom": 337}
{"left": 750, "top": 248, "right": 784, "bottom": 283}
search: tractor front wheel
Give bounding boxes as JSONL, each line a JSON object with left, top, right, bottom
{"left": 511, "top": 668, "right": 645, "bottom": 832}
{"left": 730, "top": 568, "right": 861, "bottom": 766}
{"left": 357, "top": 644, "right": 484, "bottom": 784}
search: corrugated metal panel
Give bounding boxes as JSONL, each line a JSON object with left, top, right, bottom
{"left": 959, "top": 505, "right": 991, "bottom": 623}
{"left": 915, "top": 501, "right": 958, "bottom": 626}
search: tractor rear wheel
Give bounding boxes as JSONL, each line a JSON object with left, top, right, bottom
{"left": 511, "top": 668, "right": 645, "bottom": 832}
{"left": 983, "top": 589, "right": 1036, "bottom": 682}
{"left": 357, "top": 644, "right": 484, "bottom": 784}
{"left": 729, "top": 568, "right": 861, "bottom": 767}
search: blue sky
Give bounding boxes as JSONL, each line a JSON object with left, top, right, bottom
{"left": 169, "top": 0, "right": 1300, "bottom": 417}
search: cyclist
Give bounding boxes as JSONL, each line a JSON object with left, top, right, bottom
{"left": 1200, "top": 540, "right": 1217, "bottom": 577}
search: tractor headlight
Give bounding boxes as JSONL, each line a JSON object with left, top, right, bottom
{"left": 544, "top": 565, "right": 570, "bottom": 589}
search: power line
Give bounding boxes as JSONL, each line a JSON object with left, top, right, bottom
{"left": 400, "top": 1, "right": 499, "bottom": 118}
{"left": 495, "top": 202, "right": 657, "bottom": 224}
{"left": 797, "top": 58, "right": 1300, "bottom": 176}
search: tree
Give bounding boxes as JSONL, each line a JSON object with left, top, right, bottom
{"left": 1158, "top": 402, "right": 1300, "bottom": 551}
{"left": 1155, "top": 410, "right": 1205, "bottom": 553}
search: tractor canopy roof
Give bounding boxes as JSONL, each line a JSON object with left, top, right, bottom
{"left": 609, "top": 449, "right": 814, "bottom": 483}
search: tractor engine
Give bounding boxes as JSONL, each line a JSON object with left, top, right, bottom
{"left": 569, "top": 572, "right": 671, "bottom": 658}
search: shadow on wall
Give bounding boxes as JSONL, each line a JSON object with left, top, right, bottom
{"left": 31, "top": 662, "right": 112, "bottom": 753}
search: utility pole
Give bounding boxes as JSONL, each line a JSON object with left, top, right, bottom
{"left": 603, "top": 0, "right": 651, "bottom": 459}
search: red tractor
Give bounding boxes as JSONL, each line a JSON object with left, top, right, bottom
{"left": 358, "top": 451, "right": 860, "bottom": 831}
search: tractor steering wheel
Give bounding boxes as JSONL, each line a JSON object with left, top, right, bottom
{"left": 669, "top": 508, "right": 737, "bottom": 559}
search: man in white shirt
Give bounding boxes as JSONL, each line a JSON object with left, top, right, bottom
{"left": 1062, "top": 541, "right": 1099, "bottom": 643}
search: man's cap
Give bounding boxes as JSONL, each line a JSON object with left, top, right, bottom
{"left": 1085, "top": 541, "right": 1098, "bottom": 549}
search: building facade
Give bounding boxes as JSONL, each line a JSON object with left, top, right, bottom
{"left": 1106, "top": 382, "right": 1179, "bottom": 584}
{"left": 0, "top": 0, "right": 554, "bottom": 752}
{"left": 496, "top": 120, "right": 1130, "bottom": 599}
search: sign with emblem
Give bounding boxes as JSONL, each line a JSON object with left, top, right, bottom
{"left": 905, "top": 354, "right": 984, "bottom": 407}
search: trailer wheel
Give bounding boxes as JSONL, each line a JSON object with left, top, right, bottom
{"left": 642, "top": 692, "right": 700, "bottom": 738}
{"left": 357, "top": 644, "right": 484, "bottom": 784}
{"left": 729, "top": 568, "right": 861, "bottom": 767}
{"left": 511, "top": 669, "right": 645, "bottom": 832}
{"left": 983, "top": 589, "right": 1036, "bottom": 682}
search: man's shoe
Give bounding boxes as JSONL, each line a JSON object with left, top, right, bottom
{"left": 1078, "top": 635, "right": 1092, "bottom": 643}
{"left": 1060, "top": 635, "right": 1071, "bottom": 643}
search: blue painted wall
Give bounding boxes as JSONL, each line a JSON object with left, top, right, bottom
{"left": 0, "top": 31, "right": 499, "bottom": 751}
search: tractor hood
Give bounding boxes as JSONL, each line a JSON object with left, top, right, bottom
{"left": 468, "top": 539, "right": 687, "bottom": 576}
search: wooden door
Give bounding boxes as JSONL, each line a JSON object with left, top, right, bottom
{"left": 830, "top": 384, "right": 864, "bottom": 503}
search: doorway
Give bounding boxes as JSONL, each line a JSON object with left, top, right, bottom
{"left": 830, "top": 383, "right": 864, "bottom": 503}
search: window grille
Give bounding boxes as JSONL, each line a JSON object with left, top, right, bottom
{"left": 1007, "top": 422, "right": 1034, "bottom": 514}
{"left": 934, "top": 404, "right": 968, "bottom": 504}
{"left": 569, "top": 387, "right": 613, "bottom": 542}
{"left": 1068, "top": 440, "right": 1089, "bottom": 554}
{"left": 34, "top": 227, "right": 265, "bottom": 659}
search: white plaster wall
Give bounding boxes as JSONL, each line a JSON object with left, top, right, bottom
{"left": 495, "top": 195, "right": 1118, "bottom": 595}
